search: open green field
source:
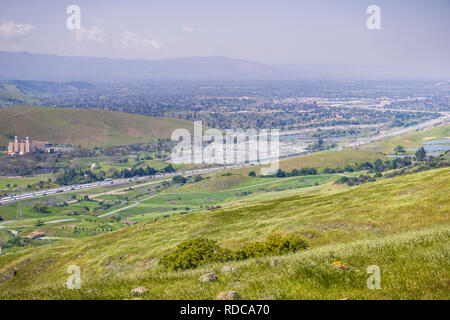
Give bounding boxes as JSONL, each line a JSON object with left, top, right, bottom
{"left": 0, "top": 167, "right": 448, "bottom": 299}
{"left": 7, "top": 217, "right": 123, "bottom": 240}
{"left": 0, "top": 106, "right": 194, "bottom": 147}
{"left": 0, "top": 174, "right": 54, "bottom": 189}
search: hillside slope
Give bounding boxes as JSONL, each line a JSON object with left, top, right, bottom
{"left": 0, "top": 106, "right": 194, "bottom": 147}
{"left": 2, "top": 227, "right": 447, "bottom": 300}
{"left": 0, "top": 167, "right": 448, "bottom": 299}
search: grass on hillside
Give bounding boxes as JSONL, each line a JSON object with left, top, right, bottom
{"left": 0, "top": 226, "right": 448, "bottom": 299}
{"left": 0, "top": 83, "right": 42, "bottom": 106}
{"left": 0, "top": 106, "right": 194, "bottom": 147}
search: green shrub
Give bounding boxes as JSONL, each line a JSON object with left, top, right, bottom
{"left": 7, "top": 235, "right": 30, "bottom": 248}
{"left": 172, "top": 175, "right": 187, "bottom": 184}
{"left": 236, "top": 233, "right": 309, "bottom": 259}
{"left": 31, "top": 202, "right": 49, "bottom": 213}
{"left": 160, "top": 234, "right": 309, "bottom": 271}
{"left": 160, "top": 238, "right": 234, "bottom": 271}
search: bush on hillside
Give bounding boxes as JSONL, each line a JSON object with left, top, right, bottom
{"left": 159, "top": 234, "right": 309, "bottom": 271}
{"left": 335, "top": 175, "right": 376, "bottom": 186}
{"left": 236, "top": 233, "right": 309, "bottom": 259}
{"left": 31, "top": 202, "right": 49, "bottom": 213}
{"left": 172, "top": 175, "right": 187, "bottom": 184}
{"left": 159, "top": 238, "right": 234, "bottom": 271}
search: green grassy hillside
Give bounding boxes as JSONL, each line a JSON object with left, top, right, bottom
{"left": 0, "top": 167, "right": 448, "bottom": 299}
{"left": 3, "top": 227, "right": 446, "bottom": 300}
{"left": 0, "top": 106, "right": 194, "bottom": 148}
{"left": 0, "top": 82, "right": 42, "bottom": 106}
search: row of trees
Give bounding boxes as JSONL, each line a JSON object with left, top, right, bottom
{"left": 273, "top": 168, "right": 318, "bottom": 178}
{"left": 322, "top": 157, "right": 414, "bottom": 175}
{"left": 335, "top": 149, "right": 448, "bottom": 186}
{"left": 259, "top": 157, "right": 415, "bottom": 178}
{"left": 256, "top": 148, "right": 432, "bottom": 179}
{"left": 56, "top": 164, "right": 176, "bottom": 186}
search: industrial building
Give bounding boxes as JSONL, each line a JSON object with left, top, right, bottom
{"left": 7, "top": 136, "right": 54, "bottom": 155}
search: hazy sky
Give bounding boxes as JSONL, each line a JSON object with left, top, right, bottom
{"left": 0, "top": 0, "right": 449, "bottom": 71}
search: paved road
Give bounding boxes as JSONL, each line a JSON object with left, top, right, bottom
{"left": 90, "top": 179, "right": 172, "bottom": 200}
{"left": 0, "top": 220, "right": 16, "bottom": 229}
{"left": 98, "top": 194, "right": 160, "bottom": 218}
{"left": 44, "top": 218, "right": 77, "bottom": 224}
{"left": 38, "top": 236, "right": 74, "bottom": 240}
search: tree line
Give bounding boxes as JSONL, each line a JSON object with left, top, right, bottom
{"left": 56, "top": 164, "right": 175, "bottom": 185}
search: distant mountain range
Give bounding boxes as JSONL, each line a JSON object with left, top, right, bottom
{"left": 0, "top": 51, "right": 445, "bottom": 81}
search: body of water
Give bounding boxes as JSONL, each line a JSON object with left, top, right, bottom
{"left": 422, "top": 139, "right": 450, "bottom": 145}
{"left": 407, "top": 138, "right": 450, "bottom": 153}
{"left": 408, "top": 145, "right": 450, "bottom": 152}
{"left": 280, "top": 134, "right": 308, "bottom": 141}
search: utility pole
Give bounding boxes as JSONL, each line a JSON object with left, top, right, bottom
{"left": 17, "top": 186, "right": 22, "bottom": 219}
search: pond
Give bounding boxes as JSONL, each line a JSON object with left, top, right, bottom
{"left": 422, "top": 139, "right": 450, "bottom": 145}
{"left": 407, "top": 139, "right": 450, "bottom": 153}
{"left": 408, "top": 145, "right": 450, "bottom": 152}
